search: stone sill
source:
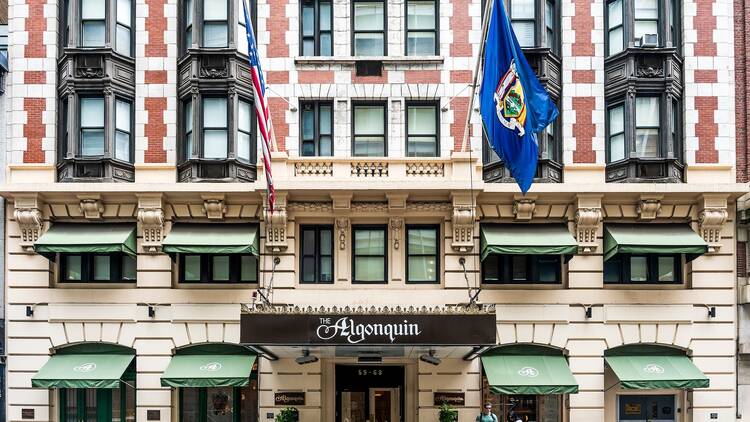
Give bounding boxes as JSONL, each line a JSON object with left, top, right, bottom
{"left": 294, "top": 55, "right": 445, "bottom": 65}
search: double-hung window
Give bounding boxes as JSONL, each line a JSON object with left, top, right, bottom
{"left": 406, "top": 226, "right": 439, "bottom": 283}
{"left": 115, "top": 0, "right": 133, "bottom": 55}
{"left": 301, "top": 0, "right": 333, "bottom": 56}
{"left": 607, "top": 103, "right": 626, "bottom": 162}
{"left": 406, "top": 0, "right": 438, "bottom": 55}
{"left": 62, "top": 254, "right": 137, "bottom": 283}
{"left": 115, "top": 99, "right": 132, "bottom": 162}
{"left": 184, "top": 101, "right": 194, "bottom": 160}
{"left": 180, "top": 254, "right": 258, "bottom": 283}
{"left": 353, "top": 103, "right": 386, "bottom": 156}
{"left": 633, "top": 0, "right": 658, "bottom": 46}
{"left": 300, "top": 101, "right": 333, "bottom": 156}
{"left": 607, "top": 0, "right": 624, "bottom": 55}
{"left": 634, "top": 97, "right": 659, "bottom": 157}
{"left": 300, "top": 225, "right": 334, "bottom": 283}
{"left": 544, "top": 0, "right": 556, "bottom": 51}
{"left": 508, "top": 0, "right": 536, "bottom": 47}
{"left": 184, "top": 0, "right": 194, "bottom": 50}
{"left": 352, "top": 226, "right": 387, "bottom": 283}
{"left": 604, "top": 254, "right": 681, "bottom": 284}
{"left": 606, "top": 96, "right": 678, "bottom": 165}
{"left": 352, "top": 0, "right": 386, "bottom": 56}
{"left": 406, "top": 102, "right": 438, "bottom": 157}
{"left": 203, "top": 0, "right": 228, "bottom": 47}
{"left": 80, "top": 97, "right": 105, "bottom": 156}
{"left": 238, "top": 99, "right": 254, "bottom": 162}
{"left": 203, "top": 97, "right": 228, "bottom": 159}
{"left": 81, "top": 0, "right": 106, "bottom": 46}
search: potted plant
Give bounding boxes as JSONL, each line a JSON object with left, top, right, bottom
{"left": 439, "top": 402, "right": 458, "bottom": 422}
{"left": 275, "top": 407, "right": 299, "bottom": 422}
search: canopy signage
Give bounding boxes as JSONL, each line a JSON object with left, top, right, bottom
{"left": 241, "top": 313, "right": 496, "bottom": 346}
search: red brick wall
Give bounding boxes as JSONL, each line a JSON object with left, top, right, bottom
{"left": 144, "top": 71, "right": 168, "bottom": 84}
{"left": 450, "top": 0, "right": 471, "bottom": 57}
{"left": 144, "top": 98, "right": 167, "bottom": 163}
{"left": 572, "top": 97, "right": 596, "bottom": 163}
{"left": 736, "top": 0, "right": 748, "bottom": 182}
{"left": 145, "top": 0, "right": 167, "bottom": 57}
{"left": 299, "top": 70, "right": 334, "bottom": 84}
{"left": 695, "top": 96, "right": 719, "bottom": 163}
{"left": 404, "top": 70, "right": 441, "bottom": 84}
{"left": 451, "top": 97, "right": 469, "bottom": 152}
{"left": 25, "top": 0, "right": 46, "bottom": 58}
{"left": 267, "top": 0, "right": 290, "bottom": 58}
{"left": 23, "top": 98, "right": 46, "bottom": 164}
{"left": 269, "top": 97, "right": 289, "bottom": 152}
{"left": 572, "top": 0, "right": 594, "bottom": 56}
{"left": 695, "top": 0, "right": 717, "bottom": 56}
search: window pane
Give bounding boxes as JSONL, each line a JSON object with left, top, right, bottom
{"left": 408, "top": 228, "right": 437, "bottom": 254}
{"left": 302, "top": 141, "right": 315, "bottom": 156}
{"left": 303, "top": 229, "right": 316, "bottom": 254}
{"left": 408, "top": 135, "right": 436, "bottom": 155}
{"left": 185, "top": 101, "right": 193, "bottom": 131}
{"left": 608, "top": 26, "right": 623, "bottom": 55}
{"left": 408, "top": 256, "right": 437, "bottom": 282}
{"left": 546, "top": 1, "right": 555, "bottom": 29}
{"left": 93, "top": 255, "right": 110, "bottom": 281}
{"left": 238, "top": 100, "right": 252, "bottom": 132}
{"left": 81, "top": 129, "right": 105, "bottom": 156}
{"left": 630, "top": 256, "right": 648, "bottom": 282}
{"left": 320, "top": 229, "right": 332, "bottom": 255}
{"left": 206, "top": 387, "right": 234, "bottom": 422}
{"left": 512, "top": 255, "right": 527, "bottom": 281}
{"left": 635, "top": 128, "right": 659, "bottom": 157}
{"left": 85, "top": 389, "right": 97, "bottom": 422}
{"left": 115, "top": 131, "right": 131, "bottom": 161}
{"left": 116, "top": 100, "right": 131, "bottom": 132}
{"left": 608, "top": 0, "right": 622, "bottom": 28}
{"left": 204, "top": 23, "right": 228, "bottom": 47}
{"left": 408, "top": 106, "right": 437, "bottom": 135}
{"left": 204, "top": 0, "right": 228, "bottom": 20}
{"left": 354, "top": 257, "right": 385, "bottom": 281}
{"left": 212, "top": 256, "right": 230, "bottom": 281}
{"left": 354, "top": 33, "right": 384, "bottom": 55}
{"left": 407, "top": 1, "right": 436, "bottom": 29}
{"left": 320, "top": 105, "right": 332, "bottom": 134}
{"left": 116, "top": 25, "right": 131, "bottom": 55}
{"left": 302, "top": 256, "right": 316, "bottom": 282}
{"left": 353, "top": 136, "right": 385, "bottom": 156}
{"left": 185, "top": 28, "right": 193, "bottom": 50}
{"left": 537, "top": 256, "right": 559, "bottom": 282}
{"left": 635, "top": 20, "right": 658, "bottom": 42}
{"left": 354, "top": 106, "right": 385, "bottom": 134}
{"left": 302, "top": 6, "right": 315, "bottom": 36}
{"left": 512, "top": 21, "right": 535, "bottom": 46}
{"left": 122, "top": 255, "right": 136, "bottom": 280}
{"left": 117, "top": 0, "right": 131, "bottom": 25}
{"left": 636, "top": 97, "right": 660, "bottom": 126}
{"left": 81, "top": 98, "right": 104, "bottom": 127}
{"left": 483, "top": 256, "right": 499, "bottom": 282}
{"left": 82, "top": 21, "right": 106, "bottom": 46}
{"left": 407, "top": 32, "right": 436, "bottom": 55}
{"left": 241, "top": 256, "right": 257, "bottom": 281}
{"left": 184, "top": 256, "right": 200, "bottom": 281}
{"left": 204, "top": 130, "right": 228, "bottom": 158}
{"left": 511, "top": 0, "right": 535, "bottom": 18}
{"left": 181, "top": 389, "right": 200, "bottom": 422}
{"left": 320, "top": 33, "right": 333, "bottom": 55}
{"left": 354, "top": 2, "right": 384, "bottom": 30}
{"left": 185, "top": 0, "right": 193, "bottom": 25}
{"left": 82, "top": 0, "right": 105, "bottom": 19}
{"left": 302, "top": 108, "right": 314, "bottom": 140}
{"left": 609, "top": 105, "right": 624, "bottom": 134}
{"left": 66, "top": 256, "right": 82, "bottom": 281}
{"left": 320, "top": 256, "right": 333, "bottom": 282}
{"left": 658, "top": 256, "right": 675, "bottom": 282}
{"left": 204, "top": 98, "right": 227, "bottom": 127}
{"left": 604, "top": 257, "right": 621, "bottom": 282}
{"left": 320, "top": 2, "right": 332, "bottom": 30}
{"left": 354, "top": 229, "right": 385, "bottom": 254}
{"left": 112, "top": 388, "right": 122, "bottom": 422}
{"left": 635, "top": 0, "right": 658, "bottom": 18}
{"left": 238, "top": 133, "right": 251, "bottom": 161}
{"left": 303, "top": 39, "right": 314, "bottom": 55}
{"left": 320, "top": 135, "right": 332, "bottom": 156}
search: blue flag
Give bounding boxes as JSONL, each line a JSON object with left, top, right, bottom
{"left": 479, "top": 0, "right": 559, "bottom": 193}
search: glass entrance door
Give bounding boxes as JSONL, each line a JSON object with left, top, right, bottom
{"left": 617, "top": 395, "right": 676, "bottom": 422}
{"left": 368, "top": 388, "right": 399, "bottom": 422}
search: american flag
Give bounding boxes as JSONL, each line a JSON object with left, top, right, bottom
{"left": 242, "top": 0, "right": 276, "bottom": 212}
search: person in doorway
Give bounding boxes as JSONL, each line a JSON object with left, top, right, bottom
{"left": 476, "top": 402, "right": 499, "bottom": 422}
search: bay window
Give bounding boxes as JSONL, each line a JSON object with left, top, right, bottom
{"left": 353, "top": 103, "right": 386, "bottom": 156}
{"left": 203, "top": 97, "right": 229, "bottom": 159}
{"left": 352, "top": 226, "right": 388, "bottom": 284}
{"left": 508, "top": 0, "right": 536, "bottom": 47}
{"left": 301, "top": 0, "right": 333, "bottom": 56}
{"left": 204, "top": 0, "right": 229, "bottom": 47}
{"left": 406, "top": 102, "right": 439, "bottom": 157}
{"left": 300, "top": 101, "right": 333, "bottom": 156}
{"left": 115, "top": 0, "right": 132, "bottom": 55}
{"left": 58, "top": 0, "right": 134, "bottom": 55}
{"left": 81, "top": 0, "right": 106, "bottom": 46}
{"left": 406, "top": 0, "right": 438, "bottom": 55}
{"left": 115, "top": 99, "right": 132, "bottom": 162}
{"left": 352, "top": 0, "right": 386, "bottom": 56}
{"left": 80, "top": 97, "right": 105, "bottom": 156}
{"left": 605, "top": 0, "right": 681, "bottom": 54}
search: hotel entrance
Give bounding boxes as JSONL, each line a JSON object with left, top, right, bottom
{"left": 336, "top": 365, "right": 404, "bottom": 422}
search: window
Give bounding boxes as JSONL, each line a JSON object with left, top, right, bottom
{"left": 607, "top": 103, "right": 625, "bottom": 162}
{"left": 606, "top": 97, "right": 681, "bottom": 165}
{"left": 508, "top": 0, "right": 536, "bottom": 47}
{"left": 60, "top": 384, "right": 135, "bottom": 422}
{"left": 115, "top": 0, "right": 133, "bottom": 55}
{"left": 81, "top": 0, "right": 106, "bottom": 46}
{"left": 482, "top": 392, "right": 562, "bottom": 422}
{"left": 406, "top": 0, "right": 438, "bottom": 55}
{"left": 607, "top": 0, "right": 624, "bottom": 55}
{"left": 204, "top": 0, "right": 229, "bottom": 47}
{"left": 301, "top": 0, "right": 333, "bottom": 56}
{"left": 634, "top": 0, "right": 658, "bottom": 45}
{"left": 80, "top": 97, "right": 105, "bottom": 156}
{"left": 482, "top": 255, "right": 561, "bottom": 284}
{"left": 238, "top": 99, "right": 254, "bottom": 162}
{"left": 618, "top": 395, "right": 675, "bottom": 421}
{"left": 115, "top": 99, "right": 132, "bottom": 162}
{"left": 606, "top": 0, "right": 681, "bottom": 54}
{"left": 352, "top": 226, "right": 387, "bottom": 283}
{"left": 179, "top": 254, "right": 258, "bottom": 283}
{"left": 203, "top": 97, "right": 228, "bottom": 159}
{"left": 544, "top": 0, "right": 556, "bottom": 51}
{"left": 300, "top": 225, "right": 334, "bottom": 283}
{"left": 353, "top": 103, "right": 386, "bottom": 156}
{"left": 406, "top": 226, "right": 439, "bottom": 283}
{"left": 352, "top": 0, "right": 386, "bottom": 56}
{"left": 635, "top": 97, "right": 659, "bottom": 157}
{"left": 300, "top": 101, "right": 333, "bottom": 156}
{"left": 184, "top": 100, "right": 194, "bottom": 160}
{"left": 184, "top": 0, "right": 194, "bottom": 51}
{"left": 179, "top": 384, "right": 259, "bottom": 422}
{"left": 406, "top": 102, "right": 438, "bottom": 157}
{"left": 604, "top": 254, "right": 681, "bottom": 284}
{"left": 61, "top": 254, "right": 136, "bottom": 283}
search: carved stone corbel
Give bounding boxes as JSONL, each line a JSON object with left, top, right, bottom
{"left": 264, "top": 206, "right": 288, "bottom": 252}
{"left": 637, "top": 195, "right": 662, "bottom": 220}
{"left": 78, "top": 195, "right": 104, "bottom": 219}
{"left": 513, "top": 197, "right": 536, "bottom": 220}
{"left": 698, "top": 194, "right": 729, "bottom": 253}
{"left": 201, "top": 194, "right": 226, "bottom": 220}
{"left": 390, "top": 217, "right": 403, "bottom": 250}
{"left": 451, "top": 205, "right": 475, "bottom": 252}
{"left": 575, "top": 208, "right": 602, "bottom": 253}
{"left": 137, "top": 195, "right": 165, "bottom": 253}
{"left": 336, "top": 218, "right": 350, "bottom": 250}
{"left": 14, "top": 195, "right": 44, "bottom": 250}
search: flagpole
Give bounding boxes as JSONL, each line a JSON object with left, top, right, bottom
{"left": 460, "top": 0, "right": 495, "bottom": 152}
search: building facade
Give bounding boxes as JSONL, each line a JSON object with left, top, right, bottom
{"left": 1, "top": 0, "right": 745, "bottom": 421}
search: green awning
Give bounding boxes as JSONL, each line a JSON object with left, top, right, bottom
{"left": 480, "top": 224, "right": 578, "bottom": 261}
{"left": 34, "top": 224, "right": 137, "bottom": 259}
{"left": 481, "top": 352, "right": 579, "bottom": 395}
{"left": 603, "top": 224, "right": 708, "bottom": 262}
{"left": 161, "top": 354, "right": 257, "bottom": 387}
{"left": 162, "top": 224, "right": 260, "bottom": 256}
{"left": 605, "top": 354, "right": 709, "bottom": 390}
{"left": 32, "top": 354, "right": 134, "bottom": 389}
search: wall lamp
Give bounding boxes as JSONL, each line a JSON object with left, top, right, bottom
{"left": 420, "top": 349, "right": 441, "bottom": 366}
{"left": 26, "top": 305, "right": 34, "bottom": 317}
{"left": 148, "top": 305, "right": 156, "bottom": 318}
{"left": 707, "top": 306, "right": 716, "bottom": 318}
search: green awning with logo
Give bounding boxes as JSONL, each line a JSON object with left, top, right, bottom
{"left": 481, "top": 347, "right": 579, "bottom": 395}
{"left": 32, "top": 354, "right": 135, "bottom": 389}
{"left": 162, "top": 224, "right": 260, "bottom": 256}
{"left": 480, "top": 224, "right": 578, "bottom": 261}
{"left": 161, "top": 354, "right": 257, "bottom": 387}
{"left": 34, "top": 224, "right": 137, "bottom": 260}
{"left": 605, "top": 354, "right": 709, "bottom": 390}
{"left": 603, "top": 224, "right": 708, "bottom": 262}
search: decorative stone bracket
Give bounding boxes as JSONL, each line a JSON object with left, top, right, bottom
{"left": 336, "top": 218, "right": 349, "bottom": 250}
{"left": 137, "top": 195, "right": 165, "bottom": 253}
{"left": 575, "top": 208, "right": 602, "bottom": 253}
{"left": 390, "top": 218, "right": 403, "bottom": 250}
{"left": 78, "top": 195, "right": 104, "bottom": 219}
{"left": 637, "top": 195, "right": 662, "bottom": 220}
{"left": 451, "top": 205, "right": 475, "bottom": 252}
{"left": 264, "top": 206, "right": 288, "bottom": 252}
{"left": 202, "top": 195, "right": 227, "bottom": 220}
{"left": 14, "top": 195, "right": 44, "bottom": 250}
{"left": 513, "top": 197, "right": 536, "bottom": 220}
{"left": 698, "top": 194, "right": 729, "bottom": 253}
